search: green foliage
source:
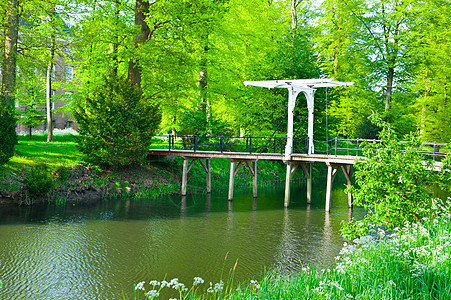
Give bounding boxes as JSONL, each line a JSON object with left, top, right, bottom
{"left": 342, "top": 114, "right": 449, "bottom": 238}
{"left": 0, "top": 98, "right": 17, "bottom": 165}
{"left": 24, "top": 164, "right": 54, "bottom": 196}
{"left": 221, "top": 199, "right": 451, "bottom": 299}
{"left": 15, "top": 67, "right": 46, "bottom": 136}
{"left": 177, "top": 105, "right": 233, "bottom": 137}
{"left": 74, "top": 71, "right": 161, "bottom": 166}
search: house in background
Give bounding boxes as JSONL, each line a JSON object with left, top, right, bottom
{"left": 10, "top": 55, "right": 78, "bottom": 134}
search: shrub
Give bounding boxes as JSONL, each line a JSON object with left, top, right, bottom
{"left": 74, "top": 71, "right": 161, "bottom": 166}
{"left": 0, "top": 97, "right": 17, "bottom": 165}
{"left": 342, "top": 113, "right": 450, "bottom": 238}
{"left": 24, "top": 164, "right": 53, "bottom": 196}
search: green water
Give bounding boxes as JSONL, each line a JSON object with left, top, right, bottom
{"left": 0, "top": 178, "right": 363, "bottom": 299}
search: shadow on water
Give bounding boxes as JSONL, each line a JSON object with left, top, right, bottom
{"left": 0, "top": 174, "right": 366, "bottom": 299}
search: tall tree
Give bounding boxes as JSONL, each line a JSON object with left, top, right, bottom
{"left": 45, "top": 3, "right": 57, "bottom": 142}
{"left": 2, "top": 0, "right": 19, "bottom": 106}
{"left": 410, "top": 0, "right": 451, "bottom": 142}
{"left": 128, "top": 0, "right": 150, "bottom": 90}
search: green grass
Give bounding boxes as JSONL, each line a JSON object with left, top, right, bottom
{"left": 4, "top": 133, "right": 82, "bottom": 172}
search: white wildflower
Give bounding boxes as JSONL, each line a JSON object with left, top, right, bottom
{"left": 145, "top": 290, "right": 160, "bottom": 298}
{"left": 250, "top": 280, "right": 261, "bottom": 289}
{"left": 168, "top": 278, "right": 179, "bottom": 287}
{"left": 388, "top": 280, "right": 396, "bottom": 286}
{"left": 173, "top": 282, "right": 186, "bottom": 291}
{"left": 193, "top": 277, "right": 204, "bottom": 285}
{"left": 207, "top": 281, "right": 224, "bottom": 293}
{"left": 135, "top": 281, "right": 145, "bottom": 291}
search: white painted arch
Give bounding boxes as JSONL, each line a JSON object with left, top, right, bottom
{"left": 244, "top": 78, "right": 354, "bottom": 159}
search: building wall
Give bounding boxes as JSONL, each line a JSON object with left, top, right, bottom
{"left": 13, "top": 55, "right": 78, "bottom": 134}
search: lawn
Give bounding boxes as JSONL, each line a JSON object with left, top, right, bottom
{"left": 4, "top": 133, "right": 82, "bottom": 172}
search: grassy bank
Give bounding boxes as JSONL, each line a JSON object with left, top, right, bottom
{"left": 0, "top": 132, "right": 309, "bottom": 205}
{"left": 3, "top": 131, "right": 81, "bottom": 172}
{"left": 132, "top": 197, "right": 451, "bottom": 299}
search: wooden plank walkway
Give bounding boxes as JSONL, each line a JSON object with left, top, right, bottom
{"left": 148, "top": 149, "right": 357, "bottom": 210}
{"left": 148, "top": 149, "right": 358, "bottom": 164}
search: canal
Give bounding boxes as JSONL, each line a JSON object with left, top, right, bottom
{"left": 0, "top": 177, "right": 364, "bottom": 299}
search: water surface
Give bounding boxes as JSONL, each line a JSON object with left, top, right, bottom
{"left": 0, "top": 178, "right": 363, "bottom": 299}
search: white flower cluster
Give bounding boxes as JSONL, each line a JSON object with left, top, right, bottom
{"left": 135, "top": 276, "right": 205, "bottom": 299}
{"left": 313, "top": 197, "right": 451, "bottom": 298}
{"left": 207, "top": 280, "right": 224, "bottom": 293}
{"left": 313, "top": 279, "right": 347, "bottom": 298}
{"left": 250, "top": 279, "right": 261, "bottom": 290}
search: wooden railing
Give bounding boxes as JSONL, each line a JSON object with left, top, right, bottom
{"left": 150, "top": 135, "right": 449, "bottom": 161}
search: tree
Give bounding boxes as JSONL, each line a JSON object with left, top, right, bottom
{"left": 17, "top": 0, "right": 75, "bottom": 142}
{"left": 74, "top": 70, "right": 161, "bottom": 166}
{"left": 45, "top": 2, "right": 57, "bottom": 142}
{"left": 410, "top": 0, "right": 451, "bottom": 143}
{"left": 0, "top": 96, "right": 17, "bottom": 165}
{"left": 16, "top": 68, "right": 46, "bottom": 138}
{"left": 0, "top": 0, "right": 19, "bottom": 163}
{"left": 343, "top": 114, "right": 450, "bottom": 238}
{"left": 1, "top": 0, "right": 19, "bottom": 106}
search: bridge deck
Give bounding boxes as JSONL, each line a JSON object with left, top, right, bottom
{"left": 148, "top": 149, "right": 358, "bottom": 165}
{"left": 147, "top": 149, "right": 446, "bottom": 211}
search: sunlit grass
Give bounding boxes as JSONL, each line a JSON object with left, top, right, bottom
{"left": 4, "top": 133, "right": 82, "bottom": 172}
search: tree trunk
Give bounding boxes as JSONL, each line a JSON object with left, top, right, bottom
{"left": 128, "top": 0, "right": 150, "bottom": 91}
{"left": 46, "top": 5, "right": 56, "bottom": 143}
{"left": 291, "top": 0, "right": 297, "bottom": 39}
{"left": 2, "top": 0, "right": 19, "bottom": 106}
{"left": 385, "top": 66, "right": 394, "bottom": 112}
{"left": 112, "top": 0, "right": 120, "bottom": 76}
{"left": 199, "top": 36, "right": 209, "bottom": 124}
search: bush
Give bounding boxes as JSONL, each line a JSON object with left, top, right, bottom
{"left": 74, "top": 71, "right": 161, "bottom": 166}
{"left": 342, "top": 113, "right": 450, "bottom": 238}
{"left": 24, "top": 164, "right": 53, "bottom": 196}
{"left": 0, "top": 97, "right": 17, "bottom": 165}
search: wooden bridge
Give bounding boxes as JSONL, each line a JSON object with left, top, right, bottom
{"left": 148, "top": 135, "right": 448, "bottom": 211}
{"left": 149, "top": 79, "right": 447, "bottom": 210}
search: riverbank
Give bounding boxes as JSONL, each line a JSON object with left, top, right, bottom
{"left": 133, "top": 197, "right": 451, "bottom": 299}
{"left": 0, "top": 133, "right": 311, "bottom": 205}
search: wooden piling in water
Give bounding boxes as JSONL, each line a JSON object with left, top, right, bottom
{"left": 325, "top": 163, "right": 353, "bottom": 211}
{"left": 228, "top": 159, "right": 258, "bottom": 201}
{"left": 284, "top": 162, "right": 312, "bottom": 208}
{"left": 181, "top": 157, "right": 212, "bottom": 196}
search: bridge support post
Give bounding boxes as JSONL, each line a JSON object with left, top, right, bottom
{"left": 341, "top": 165, "right": 353, "bottom": 208}
{"left": 181, "top": 157, "right": 212, "bottom": 196}
{"left": 228, "top": 159, "right": 258, "bottom": 201}
{"left": 300, "top": 162, "right": 312, "bottom": 204}
{"left": 284, "top": 163, "right": 292, "bottom": 207}
{"left": 284, "top": 162, "right": 312, "bottom": 208}
{"left": 325, "top": 163, "right": 353, "bottom": 211}
{"left": 325, "top": 163, "right": 339, "bottom": 212}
